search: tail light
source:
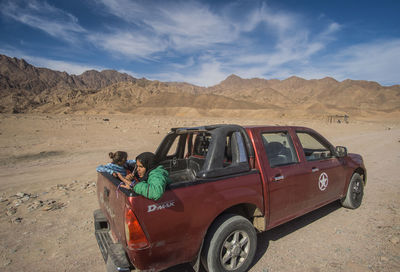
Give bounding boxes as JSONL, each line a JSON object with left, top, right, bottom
{"left": 124, "top": 207, "right": 149, "bottom": 249}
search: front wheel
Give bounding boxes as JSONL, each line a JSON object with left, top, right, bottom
{"left": 201, "top": 214, "right": 257, "bottom": 272}
{"left": 341, "top": 173, "right": 364, "bottom": 209}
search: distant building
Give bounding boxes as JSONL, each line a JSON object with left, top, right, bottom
{"left": 328, "top": 115, "right": 349, "bottom": 124}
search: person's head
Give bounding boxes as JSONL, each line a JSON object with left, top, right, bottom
{"left": 135, "top": 152, "right": 156, "bottom": 178}
{"left": 109, "top": 151, "right": 128, "bottom": 166}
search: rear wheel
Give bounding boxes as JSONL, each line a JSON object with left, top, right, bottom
{"left": 341, "top": 173, "right": 364, "bottom": 209}
{"left": 201, "top": 214, "right": 257, "bottom": 272}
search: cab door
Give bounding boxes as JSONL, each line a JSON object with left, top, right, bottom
{"left": 253, "top": 127, "right": 310, "bottom": 228}
{"left": 294, "top": 129, "right": 345, "bottom": 208}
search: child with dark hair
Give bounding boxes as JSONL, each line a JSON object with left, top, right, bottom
{"left": 96, "top": 151, "right": 135, "bottom": 176}
{"left": 116, "top": 152, "right": 170, "bottom": 201}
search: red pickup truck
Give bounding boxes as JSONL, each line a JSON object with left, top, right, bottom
{"left": 94, "top": 124, "right": 366, "bottom": 272}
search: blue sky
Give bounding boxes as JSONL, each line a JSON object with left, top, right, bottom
{"left": 0, "top": 0, "right": 399, "bottom": 86}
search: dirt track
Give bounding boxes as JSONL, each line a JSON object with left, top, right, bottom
{"left": 0, "top": 114, "right": 399, "bottom": 272}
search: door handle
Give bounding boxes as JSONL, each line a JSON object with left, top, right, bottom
{"left": 312, "top": 167, "right": 319, "bottom": 173}
{"left": 273, "top": 175, "right": 284, "bottom": 182}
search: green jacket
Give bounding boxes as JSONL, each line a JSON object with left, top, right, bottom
{"left": 133, "top": 165, "right": 171, "bottom": 201}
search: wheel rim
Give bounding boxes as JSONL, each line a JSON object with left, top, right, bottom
{"left": 351, "top": 180, "right": 363, "bottom": 202}
{"left": 220, "top": 230, "right": 250, "bottom": 271}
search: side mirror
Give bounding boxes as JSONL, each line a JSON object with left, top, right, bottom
{"left": 335, "top": 146, "right": 347, "bottom": 158}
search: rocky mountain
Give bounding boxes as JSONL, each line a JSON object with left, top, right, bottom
{"left": 0, "top": 54, "right": 399, "bottom": 118}
{"left": 0, "top": 55, "right": 136, "bottom": 94}
{"left": 208, "top": 74, "right": 400, "bottom": 115}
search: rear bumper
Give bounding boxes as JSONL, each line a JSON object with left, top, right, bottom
{"left": 94, "top": 209, "right": 133, "bottom": 272}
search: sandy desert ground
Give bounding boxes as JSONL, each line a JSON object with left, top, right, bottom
{"left": 0, "top": 113, "right": 399, "bottom": 272}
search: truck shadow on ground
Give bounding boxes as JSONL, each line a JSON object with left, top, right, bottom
{"left": 163, "top": 201, "right": 342, "bottom": 272}
{"left": 250, "top": 200, "right": 342, "bottom": 270}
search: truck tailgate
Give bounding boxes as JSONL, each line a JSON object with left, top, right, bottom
{"left": 96, "top": 172, "right": 131, "bottom": 245}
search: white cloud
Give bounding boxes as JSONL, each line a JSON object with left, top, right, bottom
{"left": 151, "top": 57, "right": 227, "bottom": 86}
{"left": 1, "top": 0, "right": 86, "bottom": 43}
{"left": 137, "top": 12, "right": 343, "bottom": 87}
{"left": 322, "top": 39, "right": 400, "bottom": 85}
{"left": 170, "top": 57, "right": 195, "bottom": 69}
{"left": 96, "top": 0, "right": 147, "bottom": 20}
{"left": 258, "top": 2, "right": 296, "bottom": 34}
{"left": 324, "top": 22, "right": 342, "bottom": 36}
{"left": 89, "top": 31, "right": 168, "bottom": 60}
{"left": 116, "top": 38, "right": 400, "bottom": 86}
{"left": 149, "top": 2, "right": 238, "bottom": 49}
{"left": 186, "top": 61, "right": 227, "bottom": 86}
{"left": 11, "top": 53, "right": 106, "bottom": 75}
{"left": 261, "top": 39, "right": 400, "bottom": 86}
{"left": 97, "top": 0, "right": 239, "bottom": 51}
{"left": 93, "top": 0, "right": 341, "bottom": 79}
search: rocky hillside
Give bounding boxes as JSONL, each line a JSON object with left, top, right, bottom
{"left": 1, "top": 54, "right": 399, "bottom": 117}
{"left": 209, "top": 75, "right": 400, "bottom": 115}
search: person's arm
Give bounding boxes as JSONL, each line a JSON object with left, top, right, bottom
{"left": 133, "top": 166, "right": 170, "bottom": 201}
{"left": 97, "top": 163, "right": 126, "bottom": 175}
{"left": 96, "top": 164, "right": 115, "bottom": 175}
{"left": 116, "top": 172, "right": 134, "bottom": 188}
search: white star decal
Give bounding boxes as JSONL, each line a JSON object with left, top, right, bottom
{"left": 319, "top": 172, "right": 329, "bottom": 191}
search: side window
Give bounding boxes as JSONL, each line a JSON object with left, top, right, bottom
{"left": 262, "top": 132, "right": 298, "bottom": 167}
{"left": 296, "top": 132, "right": 332, "bottom": 161}
{"left": 224, "top": 132, "right": 248, "bottom": 166}
{"left": 235, "top": 132, "right": 248, "bottom": 163}
{"left": 167, "top": 135, "right": 181, "bottom": 157}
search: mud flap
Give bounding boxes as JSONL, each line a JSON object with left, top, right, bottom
{"left": 190, "top": 239, "right": 204, "bottom": 272}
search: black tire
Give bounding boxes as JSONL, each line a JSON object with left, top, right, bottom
{"left": 341, "top": 173, "right": 364, "bottom": 209}
{"left": 201, "top": 214, "right": 257, "bottom": 272}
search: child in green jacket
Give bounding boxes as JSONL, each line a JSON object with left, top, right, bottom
{"left": 117, "top": 152, "right": 170, "bottom": 201}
